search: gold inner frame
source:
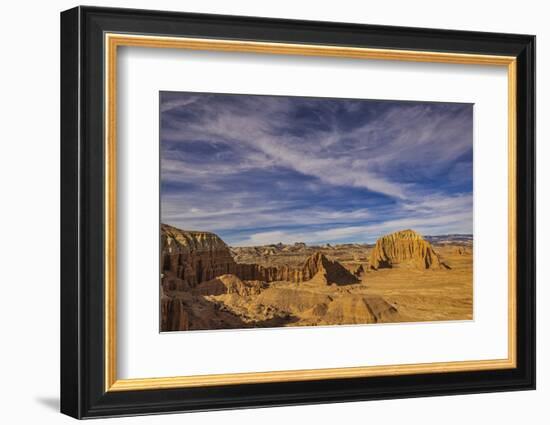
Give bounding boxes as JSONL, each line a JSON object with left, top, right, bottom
{"left": 104, "top": 33, "right": 517, "bottom": 392}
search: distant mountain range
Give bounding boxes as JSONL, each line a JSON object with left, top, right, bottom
{"left": 425, "top": 234, "right": 473, "bottom": 245}
{"left": 230, "top": 234, "right": 473, "bottom": 251}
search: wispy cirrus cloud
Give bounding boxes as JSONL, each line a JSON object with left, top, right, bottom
{"left": 225, "top": 193, "right": 472, "bottom": 246}
{"left": 160, "top": 92, "right": 473, "bottom": 245}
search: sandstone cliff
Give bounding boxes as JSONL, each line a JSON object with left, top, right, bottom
{"left": 162, "top": 224, "right": 236, "bottom": 289}
{"left": 161, "top": 224, "right": 358, "bottom": 287}
{"left": 368, "top": 229, "right": 448, "bottom": 270}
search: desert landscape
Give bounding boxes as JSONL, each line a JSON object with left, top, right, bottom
{"left": 160, "top": 224, "right": 473, "bottom": 331}
{"left": 159, "top": 91, "right": 474, "bottom": 332}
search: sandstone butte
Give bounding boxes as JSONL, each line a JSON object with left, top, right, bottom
{"left": 368, "top": 229, "right": 448, "bottom": 270}
{"left": 161, "top": 223, "right": 358, "bottom": 291}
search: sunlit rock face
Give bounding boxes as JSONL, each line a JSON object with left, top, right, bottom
{"left": 161, "top": 224, "right": 236, "bottom": 288}
{"left": 368, "top": 229, "right": 448, "bottom": 270}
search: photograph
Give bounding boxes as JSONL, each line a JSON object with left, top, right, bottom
{"left": 159, "top": 92, "right": 474, "bottom": 332}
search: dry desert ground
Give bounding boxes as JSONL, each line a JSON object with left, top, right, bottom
{"left": 160, "top": 225, "right": 473, "bottom": 331}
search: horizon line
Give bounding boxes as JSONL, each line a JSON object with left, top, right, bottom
{"left": 161, "top": 222, "right": 473, "bottom": 247}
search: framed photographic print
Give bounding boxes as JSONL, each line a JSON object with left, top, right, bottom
{"left": 60, "top": 6, "right": 535, "bottom": 419}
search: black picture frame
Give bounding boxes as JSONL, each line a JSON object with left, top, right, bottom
{"left": 61, "top": 5, "right": 535, "bottom": 419}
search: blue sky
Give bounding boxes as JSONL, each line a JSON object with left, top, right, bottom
{"left": 160, "top": 92, "right": 473, "bottom": 246}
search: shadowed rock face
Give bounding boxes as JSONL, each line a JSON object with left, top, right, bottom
{"left": 303, "top": 252, "right": 359, "bottom": 285}
{"left": 368, "top": 229, "right": 448, "bottom": 270}
{"left": 161, "top": 224, "right": 358, "bottom": 287}
{"left": 160, "top": 291, "right": 189, "bottom": 331}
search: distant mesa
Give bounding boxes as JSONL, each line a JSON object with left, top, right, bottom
{"left": 368, "top": 229, "right": 449, "bottom": 270}
{"left": 162, "top": 224, "right": 228, "bottom": 254}
{"left": 425, "top": 234, "right": 473, "bottom": 246}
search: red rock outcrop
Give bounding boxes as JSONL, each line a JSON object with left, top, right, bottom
{"left": 162, "top": 224, "right": 236, "bottom": 288}
{"left": 368, "top": 229, "right": 448, "bottom": 270}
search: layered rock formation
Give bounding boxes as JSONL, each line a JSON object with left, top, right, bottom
{"left": 162, "top": 224, "right": 236, "bottom": 289}
{"left": 159, "top": 225, "right": 472, "bottom": 332}
{"left": 368, "top": 229, "right": 448, "bottom": 270}
{"left": 192, "top": 274, "right": 266, "bottom": 297}
{"left": 161, "top": 224, "right": 358, "bottom": 287}
{"left": 322, "top": 294, "right": 399, "bottom": 324}
{"left": 235, "top": 262, "right": 305, "bottom": 283}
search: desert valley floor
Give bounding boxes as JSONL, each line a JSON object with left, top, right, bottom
{"left": 160, "top": 225, "right": 473, "bottom": 332}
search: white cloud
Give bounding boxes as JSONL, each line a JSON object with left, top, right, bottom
{"left": 228, "top": 193, "right": 472, "bottom": 246}
{"left": 160, "top": 94, "right": 473, "bottom": 245}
